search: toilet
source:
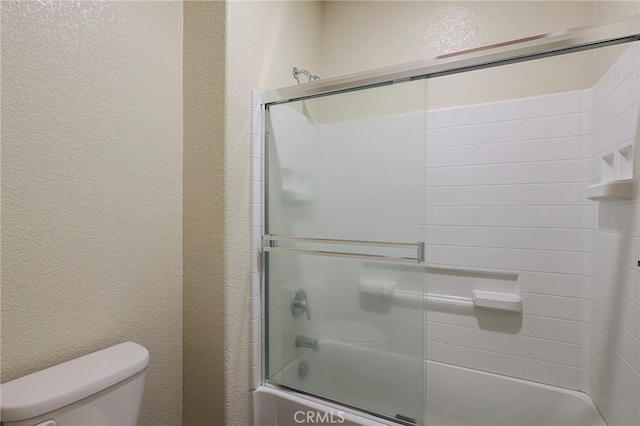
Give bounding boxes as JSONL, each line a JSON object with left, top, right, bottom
{"left": 0, "top": 341, "right": 149, "bottom": 426}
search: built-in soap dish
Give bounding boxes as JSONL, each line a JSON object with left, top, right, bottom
{"left": 587, "top": 144, "right": 635, "bottom": 202}
{"left": 281, "top": 167, "right": 313, "bottom": 203}
{"left": 472, "top": 290, "right": 522, "bottom": 313}
{"left": 281, "top": 189, "right": 313, "bottom": 203}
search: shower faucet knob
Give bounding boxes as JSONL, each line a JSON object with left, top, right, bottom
{"left": 291, "top": 289, "right": 311, "bottom": 320}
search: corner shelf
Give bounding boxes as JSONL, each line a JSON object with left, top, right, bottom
{"left": 586, "top": 179, "right": 634, "bottom": 201}
{"left": 588, "top": 143, "right": 635, "bottom": 202}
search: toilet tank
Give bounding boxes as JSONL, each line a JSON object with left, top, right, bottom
{"left": 0, "top": 342, "right": 149, "bottom": 426}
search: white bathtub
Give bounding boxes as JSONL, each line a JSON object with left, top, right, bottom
{"left": 253, "top": 346, "right": 606, "bottom": 426}
{"left": 425, "top": 361, "right": 605, "bottom": 426}
{"left": 253, "top": 386, "right": 396, "bottom": 426}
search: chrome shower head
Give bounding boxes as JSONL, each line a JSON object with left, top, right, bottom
{"left": 292, "top": 67, "right": 320, "bottom": 83}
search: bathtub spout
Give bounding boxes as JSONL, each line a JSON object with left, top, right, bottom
{"left": 295, "top": 335, "right": 319, "bottom": 351}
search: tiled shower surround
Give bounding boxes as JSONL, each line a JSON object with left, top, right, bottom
{"left": 251, "top": 43, "right": 640, "bottom": 425}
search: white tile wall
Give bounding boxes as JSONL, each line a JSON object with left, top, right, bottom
{"left": 252, "top": 43, "right": 640, "bottom": 423}
{"left": 250, "top": 89, "right": 265, "bottom": 390}
{"left": 580, "top": 43, "right": 640, "bottom": 426}
{"left": 423, "top": 83, "right": 590, "bottom": 390}
{"left": 420, "top": 44, "right": 640, "bottom": 424}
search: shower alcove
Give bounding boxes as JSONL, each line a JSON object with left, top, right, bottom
{"left": 252, "top": 16, "right": 640, "bottom": 426}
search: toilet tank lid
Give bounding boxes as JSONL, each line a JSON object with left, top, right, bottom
{"left": 0, "top": 341, "right": 149, "bottom": 422}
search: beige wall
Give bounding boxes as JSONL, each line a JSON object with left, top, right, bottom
{"left": 225, "top": 1, "right": 323, "bottom": 421}
{"left": 322, "top": 1, "right": 593, "bottom": 77}
{"left": 596, "top": 0, "right": 640, "bottom": 22}
{"left": 3, "top": 3, "right": 632, "bottom": 426}
{"left": 183, "top": 1, "right": 227, "bottom": 424}
{"left": 322, "top": 1, "right": 599, "bottom": 109}
{"left": 0, "top": 2, "right": 183, "bottom": 426}
{"left": 320, "top": 0, "right": 640, "bottom": 87}
{"left": 183, "top": 1, "right": 323, "bottom": 424}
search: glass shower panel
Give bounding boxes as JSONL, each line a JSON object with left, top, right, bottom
{"left": 265, "top": 80, "right": 427, "bottom": 424}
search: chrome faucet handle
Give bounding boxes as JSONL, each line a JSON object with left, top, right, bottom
{"left": 291, "top": 289, "right": 311, "bottom": 321}
{"left": 301, "top": 300, "right": 311, "bottom": 321}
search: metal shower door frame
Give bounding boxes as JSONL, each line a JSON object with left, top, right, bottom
{"left": 264, "top": 15, "right": 640, "bottom": 106}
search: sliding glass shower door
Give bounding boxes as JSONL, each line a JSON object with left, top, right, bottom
{"left": 264, "top": 80, "right": 427, "bottom": 424}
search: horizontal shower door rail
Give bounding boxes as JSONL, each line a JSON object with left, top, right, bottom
{"left": 262, "top": 235, "right": 425, "bottom": 264}
{"left": 265, "top": 15, "right": 640, "bottom": 104}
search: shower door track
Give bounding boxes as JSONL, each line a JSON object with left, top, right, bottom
{"left": 264, "top": 380, "right": 419, "bottom": 426}
{"left": 264, "top": 15, "right": 640, "bottom": 105}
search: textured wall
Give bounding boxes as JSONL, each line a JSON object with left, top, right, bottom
{"left": 320, "top": 1, "right": 640, "bottom": 109}
{"left": 322, "top": 1, "right": 595, "bottom": 74}
{"left": 1, "top": 2, "right": 183, "bottom": 425}
{"left": 223, "top": 1, "right": 323, "bottom": 424}
{"left": 322, "top": 1, "right": 597, "bottom": 109}
{"left": 183, "top": 1, "right": 227, "bottom": 424}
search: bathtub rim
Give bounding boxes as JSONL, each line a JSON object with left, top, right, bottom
{"left": 427, "top": 359, "right": 604, "bottom": 412}
{"left": 258, "top": 359, "right": 606, "bottom": 426}
{"left": 259, "top": 381, "right": 413, "bottom": 426}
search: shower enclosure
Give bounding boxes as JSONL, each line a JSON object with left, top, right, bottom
{"left": 258, "top": 16, "right": 640, "bottom": 426}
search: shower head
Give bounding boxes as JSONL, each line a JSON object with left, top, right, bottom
{"left": 292, "top": 67, "right": 320, "bottom": 83}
